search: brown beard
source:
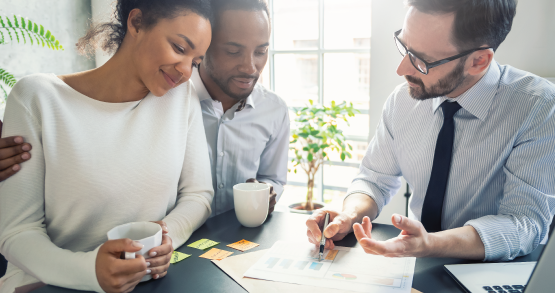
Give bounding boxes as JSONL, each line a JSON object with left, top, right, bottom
{"left": 405, "top": 59, "right": 467, "bottom": 101}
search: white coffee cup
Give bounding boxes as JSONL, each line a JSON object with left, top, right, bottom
{"left": 233, "top": 183, "right": 270, "bottom": 228}
{"left": 107, "top": 222, "right": 162, "bottom": 282}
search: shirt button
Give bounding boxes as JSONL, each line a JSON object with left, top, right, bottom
{"left": 219, "top": 183, "right": 224, "bottom": 189}
{"left": 219, "top": 152, "right": 224, "bottom": 157}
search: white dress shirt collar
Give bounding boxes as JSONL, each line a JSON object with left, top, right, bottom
{"left": 432, "top": 60, "right": 501, "bottom": 121}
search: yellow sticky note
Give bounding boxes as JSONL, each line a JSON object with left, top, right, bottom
{"left": 187, "top": 239, "right": 220, "bottom": 250}
{"left": 227, "top": 239, "right": 260, "bottom": 252}
{"left": 199, "top": 248, "right": 233, "bottom": 260}
{"left": 170, "top": 251, "right": 191, "bottom": 264}
{"left": 325, "top": 250, "right": 339, "bottom": 260}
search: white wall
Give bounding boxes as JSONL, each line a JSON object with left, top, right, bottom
{"left": 495, "top": 0, "right": 555, "bottom": 78}
{"left": 91, "top": 0, "right": 114, "bottom": 67}
{"left": 0, "top": 1, "right": 95, "bottom": 118}
{"left": 368, "top": 0, "right": 555, "bottom": 224}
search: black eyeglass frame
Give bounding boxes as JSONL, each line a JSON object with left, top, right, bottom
{"left": 394, "top": 29, "right": 492, "bottom": 75}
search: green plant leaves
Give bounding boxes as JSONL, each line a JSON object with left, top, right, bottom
{"left": 289, "top": 100, "right": 359, "bottom": 172}
{"left": 0, "top": 15, "right": 64, "bottom": 50}
{"left": 0, "top": 68, "right": 16, "bottom": 100}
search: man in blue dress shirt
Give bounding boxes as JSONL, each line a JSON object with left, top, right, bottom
{"left": 193, "top": 0, "right": 289, "bottom": 216}
{"left": 0, "top": 0, "right": 289, "bottom": 218}
{"left": 307, "top": 0, "right": 555, "bottom": 261}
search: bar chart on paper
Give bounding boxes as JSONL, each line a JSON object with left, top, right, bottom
{"left": 244, "top": 241, "right": 416, "bottom": 293}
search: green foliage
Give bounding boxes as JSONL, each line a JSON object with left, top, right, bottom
{"left": 289, "top": 100, "right": 358, "bottom": 170}
{"left": 0, "top": 69, "right": 16, "bottom": 100}
{"left": 0, "top": 15, "right": 64, "bottom": 101}
{"left": 0, "top": 15, "right": 63, "bottom": 50}
{"left": 289, "top": 100, "right": 359, "bottom": 206}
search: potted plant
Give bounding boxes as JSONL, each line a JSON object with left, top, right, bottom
{"left": 0, "top": 15, "right": 63, "bottom": 100}
{"left": 289, "top": 100, "right": 358, "bottom": 213}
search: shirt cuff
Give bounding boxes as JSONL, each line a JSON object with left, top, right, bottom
{"left": 465, "top": 215, "right": 522, "bottom": 262}
{"left": 345, "top": 179, "right": 387, "bottom": 216}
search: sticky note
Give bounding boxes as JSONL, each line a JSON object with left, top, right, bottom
{"left": 199, "top": 248, "right": 233, "bottom": 260}
{"left": 170, "top": 251, "right": 191, "bottom": 264}
{"left": 187, "top": 239, "right": 220, "bottom": 250}
{"left": 325, "top": 250, "right": 339, "bottom": 260}
{"left": 227, "top": 239, "right": 260, "bottom": 252}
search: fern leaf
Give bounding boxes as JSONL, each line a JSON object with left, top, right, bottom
{"left": 0, "top": 16, "right": 64, "bottom": 50}
{"left": 0, "top": 84, "right": 7, "bottom": 100}
{"left": 0, "top": 68, "right": 17, "bottom": 88}
{"left": 4, "top": 28, "right": 13, "bottom": 42}
{"left": 0, "top": 30, "right": 4, "bottom": 44}
{"left": 0, "top": 83, "right": 8, "bottom": 101}
{"left": 25, "top": 30, "right": 33, "bottom": 45}
{"left": 13, "top": 29, "right": 20, "bottom": 43}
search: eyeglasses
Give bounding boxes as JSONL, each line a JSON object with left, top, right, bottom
{"left": 393, "top": 29, "right": 492, "bottom": 75}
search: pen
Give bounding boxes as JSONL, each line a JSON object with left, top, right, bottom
{"left": 318, "top": 213, "right": 330, "bottom": 262}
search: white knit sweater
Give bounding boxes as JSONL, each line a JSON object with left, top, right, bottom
{"left": 0, "top": 74, "right": 214, "bottom": 292}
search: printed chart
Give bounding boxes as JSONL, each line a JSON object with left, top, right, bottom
{"left": 244, "top": 241, "right": 416, "bottom": 293}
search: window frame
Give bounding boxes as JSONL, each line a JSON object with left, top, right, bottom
{"left": 267, "top": 0, "right": 370, "bottom": 202}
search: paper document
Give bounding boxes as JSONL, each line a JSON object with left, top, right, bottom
{"left": 244, "top": 241, "right": 416, "bottom": 293}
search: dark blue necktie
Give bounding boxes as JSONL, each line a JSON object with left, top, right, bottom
{"left": 421, "top": 101, "right": 462, "bottom": 233}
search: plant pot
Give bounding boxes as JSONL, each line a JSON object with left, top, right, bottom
{"left": 288, "top": 202, "right": 325, "bottom": 214}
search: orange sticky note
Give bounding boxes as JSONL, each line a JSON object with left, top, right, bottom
{"left": 325, "top": 250, "right": 339, "bottom": 260}
{"left": 199, "top": 248, "right": 233, "bottom": 260}
{"left": 227, "top": 239, "right": 260, "bottom": 252}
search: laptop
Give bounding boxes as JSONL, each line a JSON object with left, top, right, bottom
{"left": 444, "top": 232, "right": 555, "bottom": 293}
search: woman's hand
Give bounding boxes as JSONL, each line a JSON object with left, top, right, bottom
{"left": 148, "top": 220, "right": 173, "bottom": 280}
{"left": 95, "top": 239, "right": 148, "bottom": 293}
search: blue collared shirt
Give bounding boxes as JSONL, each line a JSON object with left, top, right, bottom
{"left": 347, "top": 61, "right": 555, "bottom": 261}
{"left": 191, "top": 68, "right": 290, "bottom": 217}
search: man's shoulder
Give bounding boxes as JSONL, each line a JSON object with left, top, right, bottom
{"left": 498, "top": 64, "right": 555, "bottom": 101}
{"left": 253, "top": 83, "right": 288, "bottom": 111}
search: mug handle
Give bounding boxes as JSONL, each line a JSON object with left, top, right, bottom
{"left": 124, "top": 252, "right": 136, "bottom": 259}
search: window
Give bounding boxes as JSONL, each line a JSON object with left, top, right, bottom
{"left": 262, "top": 0, "right": 371, "bottom": 207}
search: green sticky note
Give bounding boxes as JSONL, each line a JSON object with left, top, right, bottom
{"left": 187, "top": 239, "right": 220, "bottom": 250}
{"left": 170, "top": 251, "right": 191, "bottom": 264}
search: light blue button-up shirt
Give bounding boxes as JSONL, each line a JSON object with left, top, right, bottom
{"left": 347, "top": 61, "right": 555, "bottom": 261}
{"left": 191, "top": 68, "right": 290, "bottom": 217}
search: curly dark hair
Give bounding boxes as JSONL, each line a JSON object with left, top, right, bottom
{"left": 77, "top": 0, "right": 213, "bottom": 56}
{"left": 405, "top": 0, "right": 517, "bottom": 52}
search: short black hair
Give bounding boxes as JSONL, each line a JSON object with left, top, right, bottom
{"left": 211, "top": 0, "right": 270, "bottom": 32}
{"left": 405, "top": 0, "right": 517, "bottom": 52}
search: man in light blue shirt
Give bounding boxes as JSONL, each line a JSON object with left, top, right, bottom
{"left": 192, "top": 0, "right": 289, "bottom": 217}
{"left": 307, "top": 0, "right": 555, "bottom": 261}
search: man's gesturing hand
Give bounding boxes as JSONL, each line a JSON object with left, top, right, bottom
{"left": 306, "top": 209, "right": 353, "bottom": 250}
{"left": 246, "top": 178, "right": 277, "bottom": 215}
{"left": 353, "top": 214, "right": 432, "bottom": 258}
{"left": 0, "top": 121, "right": 32, "bottom": 182}
{"left": 96, "top": 239, "right": 148, "bottom": 293}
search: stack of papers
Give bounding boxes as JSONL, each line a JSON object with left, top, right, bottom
{"left": 243, "top": 241, "right": 416, "bottom": 293}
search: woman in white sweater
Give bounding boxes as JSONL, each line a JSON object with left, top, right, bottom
{"left": 0, "top": 0, "right": 214, "bottom": 292}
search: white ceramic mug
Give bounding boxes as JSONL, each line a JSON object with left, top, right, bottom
{"left": 233, "top": 183, "right": 270, "bottom": 228}
{"left": 107, "top": 222, "right": 162, "bottom": 282}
